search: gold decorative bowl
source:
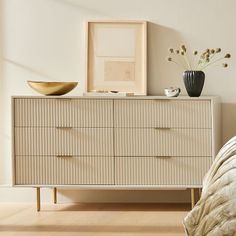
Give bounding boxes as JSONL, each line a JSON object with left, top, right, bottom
{"left": 27, "top": 81, "right": 78, "bottom": 96}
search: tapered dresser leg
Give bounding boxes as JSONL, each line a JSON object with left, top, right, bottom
{"left": 53, "top": 187, "right": 57, "bottom": 204}
{"left": 191, "top": 188, "right": 195, "bottom": 209}
{"left": 198, "top": 188, "right": 202, "bottom": 199}
{"left": 36, "top": 187, "right": 41, "bottom": 212}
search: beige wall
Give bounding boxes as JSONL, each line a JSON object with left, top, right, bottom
{"left": 0, "top": 0, "right": 236, "bottom": 203}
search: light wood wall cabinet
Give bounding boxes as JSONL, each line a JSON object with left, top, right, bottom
{"left": 12, "top": 96, "right": 221, "bottom": 210}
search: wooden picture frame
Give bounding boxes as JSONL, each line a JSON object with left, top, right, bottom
{"left": 86, "top": 20, "right": 147, "bottom": 95}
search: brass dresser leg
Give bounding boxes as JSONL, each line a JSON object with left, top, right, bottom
{"left": 198, "top": 188, "right": 202, "bottom": 199}
{"left": 53, "top": 187, "right": 57, "bottom": 204}
{"left": 36, "top": 187, "right": 41, "bottom": 212}
{"left": 191, "top": 188, "right": 195, "bottom": 209}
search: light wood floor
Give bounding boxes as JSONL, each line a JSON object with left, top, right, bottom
{"left": 0, "top": 203, "right": 189, "bottom": 236}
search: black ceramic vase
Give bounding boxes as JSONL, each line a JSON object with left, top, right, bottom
{"left": 183, "top": 71, "right": 205, "bottom": 97}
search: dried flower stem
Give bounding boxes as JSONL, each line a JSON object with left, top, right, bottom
{"left": 177, "top": 55, "right": 189, "bottom": 70}
{"left": 201, "top": 53, "right": 216, "bottom": 69}
{"left": 200, "top": 56, "right": 225, "bottom": 70}
{"left": 197, "top": 60, "right": 208, "bottom": 70}
{"left": 169, "top": 59, "right": 187, "bottom": 70}
{"left": 166, "top": 45, "right": 230, "bottom": 71}
{"left": 193, "top": 55, "right": 199, "bottom": 70}
{"left": 179, "top": 46, "right": 192, "bottom": 70}
{"left": 183, "top": 53, "right": 192, "bottom": 70}
{"left": 196, "top": 60, "right": 203, "bottom": 70}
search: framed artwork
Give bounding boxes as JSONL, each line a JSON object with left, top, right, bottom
{"left": 86, "top": 20, "right": 147, "bottom": 95}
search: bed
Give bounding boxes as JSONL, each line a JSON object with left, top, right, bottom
{"left": 183, "top": 136, "right": 236, "bottom": 236}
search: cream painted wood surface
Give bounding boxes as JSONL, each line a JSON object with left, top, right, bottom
{"left": 114, "top": 99, "right": 211, "bottom": 128}
{"left": 114, "top": 128, "right": 212, "bottom": 156}
{"left": 12, "top": 96, "right": 221, "bottom": 188}
{"left": 15, "top": 128, "right": 113, "bottom": 156}
{"left": 115, "top": 156, "right": 212, "bottom": 185}
{"left": 14, "top": 98, "right": 113, "bottom": 127}
{"left": 15, "top": 156, "right": 114, "bottom": 185}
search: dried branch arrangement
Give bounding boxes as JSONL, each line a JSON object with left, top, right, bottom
{"left": 166, "top": 45, "right": 231, "bottom": 71}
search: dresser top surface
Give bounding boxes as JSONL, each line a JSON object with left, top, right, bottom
{"left": 12, "top": 95, "right": 220, "bottom": 101}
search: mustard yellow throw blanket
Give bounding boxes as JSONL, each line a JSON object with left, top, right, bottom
{"left": 183, "top": 136, "right": 236, "bottom": 236}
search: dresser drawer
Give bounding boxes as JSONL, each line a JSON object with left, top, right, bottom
{"left": 115, "top": 156, "right": 212, "bottom": 185}
{"left": 114, "top": 128, "right": 212, "bottom": 156}
{"left": 15, "top": 128, "right": 113, "bottom": 156}
{"left": 15, "top": 156, "right": 114, "bottom": 185}
{"left": 114, "top": 99, "right": 211, "bottom": 128}
{"left": 14, "top": 98, "right": 113, "bottom": 127}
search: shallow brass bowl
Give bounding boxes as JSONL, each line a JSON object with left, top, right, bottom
{"left": 27, "top": 81, "right": 78, "bottom": 96}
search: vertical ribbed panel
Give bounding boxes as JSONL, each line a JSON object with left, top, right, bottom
{"left": 72, "top": 99, "right": 113, "bottom": 127}
{"left": 14, "top": 98, "right": 56, "bottom": 127}
{"left": 15, "top": 156, "right": 114, "bottom": 185}
{"left": 13, "top": 97, "right": 216, "bottom": 188}
{"left": 115, "top": 156, "right": 212, "bottom": 185}
{"left": 114, "top": 128, "right": 212, "bottom": 156}
{"left": 56, "top": 99, "right": 73, "bottom": 127}
{"left": 15, "top": 128, "right": 113, "bottom": 156}
{"left": 114, "top": 100, "right": 211, "bottom": 128}
{"left": 14, "top": 98, "right": 113, "bottom": 127}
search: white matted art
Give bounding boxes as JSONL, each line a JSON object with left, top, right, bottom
{"left": 86, "top": 21, "right": 147, "bottom": 95}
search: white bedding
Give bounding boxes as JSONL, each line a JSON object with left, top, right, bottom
{"left": 183, "top": 136, "right": 236, "bottom": 236}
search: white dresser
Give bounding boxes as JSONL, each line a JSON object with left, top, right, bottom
{"left": 12, "top": 96, "right": 221, "bottom": 210}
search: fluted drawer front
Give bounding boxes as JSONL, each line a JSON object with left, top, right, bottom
{"left": 14, "top": 98, "right": 113, "bottom": 127}
{"left": 15, "top": 128, "right": 113, "bottom": 156}
{"left": 115, "top": 128, "right": 212, "bottom": 156}
{"left": 115, "top": 156, "right": 212, "bottom": 185}
{"left": 15, "top": 156, "right": 114, "bottom": 185}
{"left": 114, "top": 100, "right": 211, "bottom": 128}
